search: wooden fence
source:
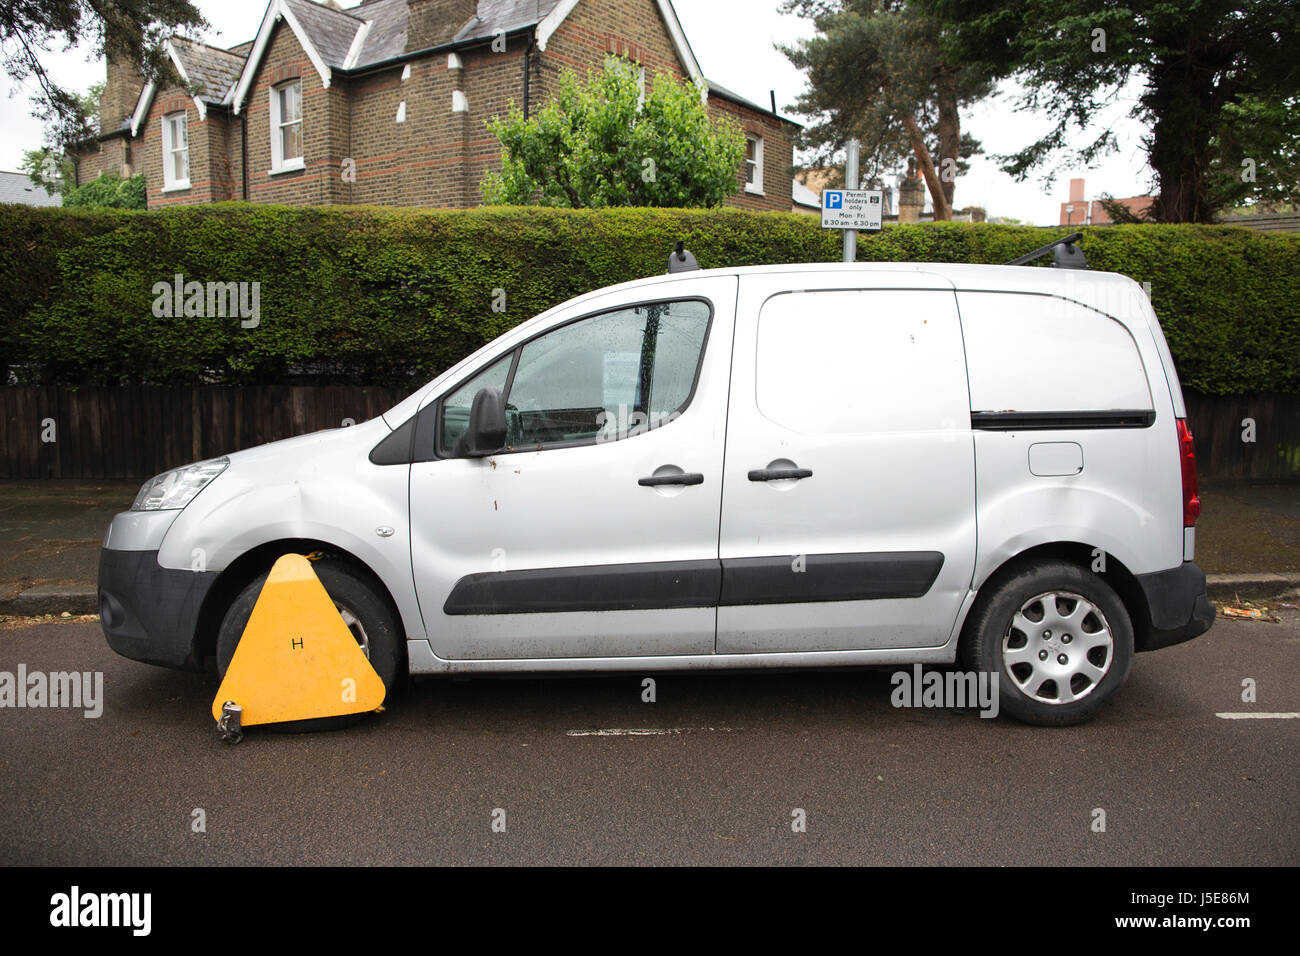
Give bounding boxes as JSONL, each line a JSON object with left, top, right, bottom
{"left": 1182, "top": 391, "right": 1300, "bottom": 481}
{"left": 0, "top": 386, "right": 408, "bottom": 479}
{"left": 0, "top": 386, "right": 1296, "bottom": 480}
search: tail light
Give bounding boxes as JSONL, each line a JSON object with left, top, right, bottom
{"left": 1177, "top": 418, "right": 1200, "bottom": 527}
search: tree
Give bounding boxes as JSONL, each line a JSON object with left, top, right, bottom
{"left": 60, "top": 170, "right": 146, "bottom": 208}
{"left": 1, "top": 0, "right": 205, "bottom": 148}
{"left": 481, "top": 58, "right": 745, "bottom": 208}
{"left": 927, "top": 0, "right": 1300, "bottom": 222}
{"left": 1208, "top": 94, "right": 1300, "bottom": 212}
{"left": 780, "top": 0, "right": 992, "bottom": 220}
{"left": 21, "top": 147, "right": 75, "bottom": 195}
{"left": 20, "top": 81, "right": 101, "bottom": 195}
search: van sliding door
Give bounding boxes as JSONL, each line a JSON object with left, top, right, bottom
{"left": 716, "top": 275, "right": 976, "bottom": 653}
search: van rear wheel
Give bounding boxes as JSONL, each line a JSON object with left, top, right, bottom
{"left": 961, "top": 561, "right": 1133, "bottom": 726}
{"left": 216, "top": 557, "right": 403, "bottom": 732}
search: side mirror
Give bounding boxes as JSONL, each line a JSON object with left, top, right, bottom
{"left": 453, "top": 386, "right": 507, "bottom": 458}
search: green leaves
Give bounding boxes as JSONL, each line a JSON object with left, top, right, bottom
{"left": 927, "top": 0, "right": 1300, "bottom": 220}
{"left": 0, "top": 204, "right": 1294, "bottom": 396}
{"left": 60, "top": 172, "right": 146, "bottom": 209}
{"left": 481, "top": 58, "right": 745, "bottom": 209}
{"left": 781, "top": 1, "right": 993, "bottom": 215}
{"left": 5, "top": 0, "right": 207, "bottom": 150}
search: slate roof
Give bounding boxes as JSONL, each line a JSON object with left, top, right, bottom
{"left": 0, "top": 171, "right": 60, "bottom": 207}
{"left": 171, "top": 37, "right": 247, "bottom": 103}
{"left": 454, "top": 0, "right": 561, "bottom": 43}
{"left": 326, "top": 0, "right": 561, "bottom": 69}
{"left": 348, "top": 0, "right": 415, "bottom": 65}
{"left": 283, "top": 0, "right": 365, "bottom": 67}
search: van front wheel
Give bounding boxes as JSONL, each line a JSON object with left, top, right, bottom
{"left": 216, "top": 557, "right": 404, "bottom": 732}
{"left": 961, "top": 561, "right": 1134, "bottom": 726}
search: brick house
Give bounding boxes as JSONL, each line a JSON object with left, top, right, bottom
{"left": 1059, "top": 177, "right": 1154, "bottom": 225}
{"left": 73, "top": 0, "right": 797, "bottom": 212}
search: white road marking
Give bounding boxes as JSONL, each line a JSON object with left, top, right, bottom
{"left": 1215, "top": 712, "right": 1300, "bottom": 720}
{"left": 565, "top": 727, "right": 737, "bottom": 737}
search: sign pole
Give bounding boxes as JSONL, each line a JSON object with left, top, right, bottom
{"left": 843, "top": 139, "right": 860, "bottom": 264}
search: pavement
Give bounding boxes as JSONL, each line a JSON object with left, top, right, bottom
{"left": 0, "top": 478, "right": 1296, "bottom": 615}
{"left": 0, "top": 610, "right": 1295, "bottom": 864}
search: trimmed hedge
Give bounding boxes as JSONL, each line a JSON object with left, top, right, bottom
{"left": 1, "top": 203, "right": 1296, "bottom": 394}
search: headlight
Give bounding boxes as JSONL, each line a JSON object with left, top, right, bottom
{"left": 131, "top": 457, "right": 230, "bottom": 512}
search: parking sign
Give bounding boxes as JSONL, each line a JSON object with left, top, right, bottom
{"left": 821, "top": 188, "right": 883, "bottom": 231}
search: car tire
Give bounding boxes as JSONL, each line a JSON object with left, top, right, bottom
{"left": 960, "top": 560, "right": 1133, "bottom": 726}
{"left": 216, "top": 556, "right": 404, "bottom": 733}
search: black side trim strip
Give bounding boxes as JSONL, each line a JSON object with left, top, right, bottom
{"left": 720, "top": 552, "right": 944, "bottom": 606}
{"left": 443, "top": 551, "right": 946, "bottom": 615}
{"left": 971, "top": 410, "right": 1155, "bottom": 431}
{"left": 443, "top": 559, "right": 721, "bottom": 615}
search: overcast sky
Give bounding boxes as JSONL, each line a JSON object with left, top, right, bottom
{"left": 0, "top": 0, "right": 1154, "bottom": 224}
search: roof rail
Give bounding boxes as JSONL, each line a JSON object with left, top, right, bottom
{"left": 1006, "top": 232, "right": 1088, "bottom": 269}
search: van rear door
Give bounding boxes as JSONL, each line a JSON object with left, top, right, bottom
{"left": 716, "top": 273, "right": 976, "bottom": 653}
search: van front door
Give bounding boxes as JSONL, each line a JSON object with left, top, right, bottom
{"left": 409, "top": 276, "right": 736, "bottom": 661}
{"left": 716, "top": 273, "right": 975, "bottom": 653}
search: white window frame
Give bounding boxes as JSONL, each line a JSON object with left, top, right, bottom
{"left": 161, "top": 111, "right": 190, "bottom": 191}
{"left": 269, "top": 80, "right": 305, "bottom": 174}
{"left": 745, "top": 134, "right": 764, "bottom": 195}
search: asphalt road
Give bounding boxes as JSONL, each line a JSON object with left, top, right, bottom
{"left": 1, "top": 611, "right": 1296, "bottom": 866}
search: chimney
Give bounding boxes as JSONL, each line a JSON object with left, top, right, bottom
{"left": 100, "top": 41, "right": 145, "bottom": 135}
{"left": 1068, "top": 177, "right": 1085, "bottom": 203}
{"left": 406, "top": 0, "right": 479, "bottom": 52}
{"left": 898, "top": 169, "right": 924, "bottom": 224}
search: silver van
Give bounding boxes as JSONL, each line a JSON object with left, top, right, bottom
{"left": 100, "top": 258, "right": 1214, "bottom": 725}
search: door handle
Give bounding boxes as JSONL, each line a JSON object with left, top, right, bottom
{"left": 748, "top": 467, "right": 813, "bottom": 482}
{"left": 639, "top": 472, "right": 704, "bottom": 487}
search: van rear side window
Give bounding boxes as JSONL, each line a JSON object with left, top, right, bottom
{"left": 959, "top": 292, "right": 1152, "bottom": 413}
{"left": 755, "top": 289, "right": 968, "bottom": 435}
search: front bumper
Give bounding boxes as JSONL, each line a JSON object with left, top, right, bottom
{"left": 99, "top": 548, "right": 219, "bottom": 671}
{"left": 1134, "top": 560, "right": 1215, "bottom": 652}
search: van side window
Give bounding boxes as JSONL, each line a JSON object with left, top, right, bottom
{"left": 438, "top": 299, "right": 710, "bottom": 455}
{"left": 755, "top": 289, "right": 968, "bottom": 434}
{"left": 959, "top": 292, "right": 1152, "bottom": 413}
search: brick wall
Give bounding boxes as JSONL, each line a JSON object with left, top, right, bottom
{"left": 243, "top": 24, "right": 339, "bottom": 206}
{"left": 99, "top": 53, "right": 144, "bottom": 135}
{"left": 710, "top": 95, "right": 793, "bottom": 213}
{"left": 541, "top": 0, "right": 684, "bottom": 85}
{"left": 461, "top": 37, "right": 531, "bottom": 206}
{"left": 73, "top": 134, "right": 132, "bottom": 184}
{"left": 347, "top": 52, "right": 466, "bottom": 206}
{"left": 139, "top": 92, "right": 237, "bottom": 207}
{"left": 203, "top": 109, "right": 239, "bottom": 202}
